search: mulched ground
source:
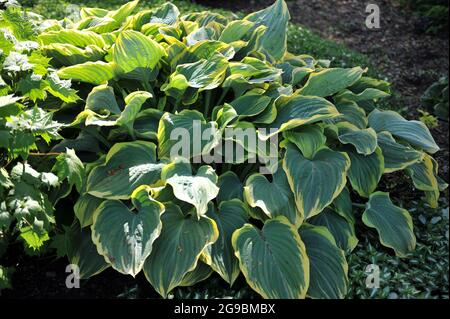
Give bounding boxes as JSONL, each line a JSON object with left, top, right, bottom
{"left": 195, "top": 0, "right": 449, "bottom": 182}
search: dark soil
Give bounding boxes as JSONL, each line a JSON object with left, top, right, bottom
{"left": 195, "top": 0, "right": 449, "bottom": 182}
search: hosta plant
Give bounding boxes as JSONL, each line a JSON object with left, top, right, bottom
{"left": 2, "top": 0, "right": 447, "bottom": 298}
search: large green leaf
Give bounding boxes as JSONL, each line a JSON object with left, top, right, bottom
{"left": 58, "top": 61, "right": 117, "bottom": 85}
{"left": 112, "top": 30, "right": 166, "bottom": 74}
{"left": 300, "top": 224, "right": 348, "bottom": 299}
{"left": 333, "top": 101, "right": 367, "bottom": 129}
{"left": 203, "top": 200, "right": 248, "bottom": 285}
{"left": 219, "top": 19, "right": 254, "bottom": 43}
{"left": 229, "top": 90, "right": 272, "bottom": 118}
{"left": 298, "top": 67, "right": 364, "bottom": 97}
{"left": 74, "top": 193, "right": 104, "bottom": 228}
{"left": 336, "top": 122, "right": 377, "bottom": 155}
{"left": 368, "top": 109, "right": 439, "bottom": 154}
{"left": 162, "top": 56, "right": 228, "bottom": 104}
{"left": 38, "top": 29, "right": 106, "bottom": 48}
{"left": 91, "top": 186, "right": 164, "bottom": 276}
{"left": 244, "top": 0, "right": 290, "bottom": 61}
{"left": 65, "top": 224, "right": 109, "bottom": 279}
{"left": 217, "top": 171, "right": 243, "bottom": 203}
{"left": 308, "top": 208, "right": 358, "bottom": 252}
{"left": 157, "top": 110, "right": 221, "bottom": 159}
{"left": 406, "top": 154, "right": 446, "bottom": 208}
{"left": 376, "top": 131, "right": 423, "bottom": 173}
{"left": 179, "top": 262, "right": 213, "bottom": 287}
{"left": 283, "top": 144, "right": 350, "bottom": 219}
{"left": 162, "top": 161, "right": 219, "bottom": 218}
{"left": 85, "top": 84, "right": 120, "bottom": 115}
{"left": 232, "top": 217, "right": 309, "bottom": 299}
{"left": 362, "top": 192, "right": 416, "bottom": 257}
{"left": 87, "top": 141, "right": 164, "bottom": 199}
{"left": 244, "top": 167, "right": 302, "bottom": 226}
{"left": 261, "top": 95, "right": 340, "bottom": 140}
{"left": 116, "top": 91, "right": 152, "bottom": 132}
{"left": 282, "top": 125, "right": 326, "bottom": 159}
{"left": 331, "top": 187, "right": 354, "bottom": 224}
{"left": 347, "top": 147, "right": 384, "bottom": 198}
{"left": 143, "top": 203, "right": 218, "bottom": 298}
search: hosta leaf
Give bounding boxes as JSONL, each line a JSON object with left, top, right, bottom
{"left": 309, "top": 208, "right": 358, "bottom": 252}
{"left": 179, "top": 262, "right": 213, "bottom": 287}
{"left": 85, "top": 84, "right": 120, "bottom": 115}
{"left": 53, "top": 148, "right": 85, "bottom": 193}
{"left": 218, "top": 19, "right": 254, "bottom": 43}
{"left": 335, "top": 88, "right": 390, "bottom": 103}
{"left": 283, "top": 144, "right": 350, "bottom": 219}
{"left": 42, "top": 43, "right": 105, "bottom": 66}
{"left": 91, "top": 186, "right": 164, "bottom": 276}
{"left": 162, "top": 161, "right": 219, "bottom": 218}
{"left": 298, "top": 67, "right": 364, "bottom": 97}
{"left": 300, "top": 224, "right": 348, "bottom": 299}
{"left": 347, "top": 147, "right": 384, "bottom": 198}
{"left": 244, "top": 0, "right": 290, "bottom": 61}
{"left": 112, "top": 30, "right": 166, "bottom": 74}
{"left": 362, "top": 192, "right": 416, "bottom": 257}
{"left": 58, "top": 61, "right": 117, "bottom": 85}
{"left": 333, "top": 101, "right": 367, "bottom": 129}
{"left": 203, "top": 200, "right": 248, "bottom": 285}
{"left": 106, "top": 0, "right": 139, "bottom": 25}
{"left": 368, "top": 109, "right": 439, "bottom": 154}
{"left": 116, "top": 91, "right": 152, "bottom": 131}
{"left": 157, "top": 110, "right": 221, "bottom": 159}
{"left": 144, "top": 203, "right": 218, "bottom": 298}
{"left": 161, "top": 55, "right": 228, "bottom": 103}
{"left": 337, "top": 122, "right": 377, "bottom": 155}
{"left": 229, "top": 90, "right": 272, "bottom": 118}
{"left": 331, "top": 187, "right": 354, "bottom": 224}
{"left": 282, "top": 125, "right": 326, "bottom": 159}
{"left": 261, "top": 95, "right": 340, "bottom": 140}
{"left": 65, "top": 223, "right": 109, "bottom": 279}
{"left": 376, "top": 131, "right": 423, "bottom": 173}
{"left": 146, "top": 2, "right": 180, "bottom": 25}
{"left": 38, "top": 29, "right": 106, "bottom": 48}
{"left": 87, "top": 141, "right": 164, "bottom": 199}
{"left": 406, "top": 154, "right": 447, "bottom": 208}
{"left": 232, "top": 217, "right": 309, "bottom": 299}
{"left": 244, "top": 167, "right": 301, "bottom": 226}
{"left": 74, "top": 193, "right": 104, "bottom": 228}
{"left": 217, "top": 171, "right": 243, "bottom": 203}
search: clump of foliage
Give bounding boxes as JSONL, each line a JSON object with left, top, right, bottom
{"left": 0, "top": 1, "right": 85, "bottom": 289}
{"left": 422, "top": 76, "right": 449, "bottom": 121}
{"left": 399, "top": 0, "right": 449, "bottom": 34}
{"left": 1, "top": 0, "right": 447, "bottom": 299}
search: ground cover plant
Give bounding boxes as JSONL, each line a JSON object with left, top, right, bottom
{"left": 0, "top": 0, "right": 447, "bottom": 298}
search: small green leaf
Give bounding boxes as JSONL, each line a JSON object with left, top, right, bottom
{"left": 362, "top": 192, "right": 416, "bottom": 257}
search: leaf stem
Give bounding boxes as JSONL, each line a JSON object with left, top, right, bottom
{"left": 216, "top": 87, "right": 229, "bottom": 106}
{"left": 352, "top": 203, "right": 366, "bottom": 209}
{"left": 204, "top": 90, "right": 213, "bottom": 117}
